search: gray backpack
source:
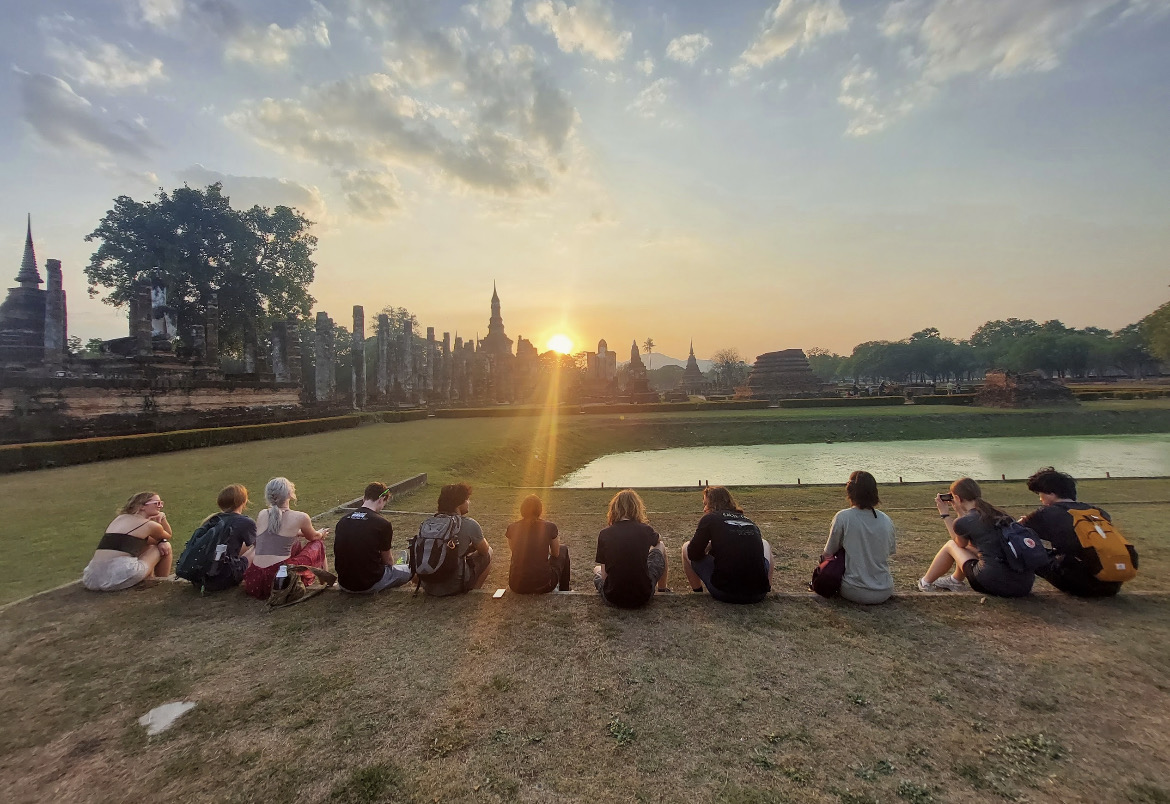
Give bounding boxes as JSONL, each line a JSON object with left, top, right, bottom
{"left": 409, "top": 515, "right": 463, "bottom": 593}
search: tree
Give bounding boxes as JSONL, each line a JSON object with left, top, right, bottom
{"left": 84, "top": 183, "right": 317, "bottom": 355}
{"left": 1142, "top": 300, "right": 1170, "bottom": 363}
{"left": 642, "top": 337, "right": 655, "bottom": 370}
{"left": 710, "top": 347, "right": 749, "bottom": 390}
{"left": 806, "top": 347, "right": 845, "bottom": 382}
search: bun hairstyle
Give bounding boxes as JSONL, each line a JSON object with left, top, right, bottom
{"left": 607, "top": 489, "right": 648, "bottom": 526}
{"left": 846, "top": 471, "right": 880, "bottom": 517}
{"left": 264, "top": 477, "right": 296, "bottom": 533}
{"left": 950, "top": 477, "right": 1009, "bottom": 526}
{"left": 703, "top": 486, "right": 742, "bottom": 515}
{"left": 119, "top": 491, "right": 159, "bottom": 516}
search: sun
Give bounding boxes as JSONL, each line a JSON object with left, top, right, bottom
{"left": 546, "top": 334, "right": 573, "bottom": 354}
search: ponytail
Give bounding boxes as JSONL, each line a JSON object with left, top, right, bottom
{"left": 951, "top": 477, "right": 1009, "bottom": 527}
{"left": 264, "top": 477, "right": 295, "bottom": 533}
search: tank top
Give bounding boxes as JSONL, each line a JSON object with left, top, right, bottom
{"left": 96, "top": 522, "right": 149, "bottom": 556}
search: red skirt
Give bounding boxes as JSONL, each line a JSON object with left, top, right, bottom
{"left": 243, "top": 540, "right": 327, "bottom": 600}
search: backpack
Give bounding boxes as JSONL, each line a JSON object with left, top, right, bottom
{"left": 409, "top": 515, "right": 464, "bottom": 593}
{"left": 175, "top": 514, "right": 237, "bottom": 592}
{"left": 1062, "top": 505, "right": 1138, "bottom": 583}
{"left": 997, "top": 518, "right": 1049, "bottom": 574}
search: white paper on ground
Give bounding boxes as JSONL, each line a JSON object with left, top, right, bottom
{"left": 138, "top": 701, "right": 197, "bottom": 735}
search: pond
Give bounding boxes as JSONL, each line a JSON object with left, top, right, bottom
{"left": 555, "top": 433, "right": 1170, "bottom": 488}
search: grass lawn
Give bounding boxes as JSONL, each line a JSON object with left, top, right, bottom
{"left": 1, "top": 479, "right": 1168, "bottom": 803}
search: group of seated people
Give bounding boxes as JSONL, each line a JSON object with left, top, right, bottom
{"left": 81, "top": 466, "right": 1135, "bottom": 607}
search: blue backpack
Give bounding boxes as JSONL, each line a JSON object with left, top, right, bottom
{"left": 998, "top": 518, "right": 1049, "bottom": 573}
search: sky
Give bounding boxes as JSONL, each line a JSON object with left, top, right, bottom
{"left": 2, "top": 0, "right": 1169, "bottom": 361}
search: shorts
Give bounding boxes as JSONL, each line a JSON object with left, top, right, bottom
{"left": 82, "top": 555, "right": 152, "bottom": 591}
{"left": 593, "top": 548, "right": 666, "bottom": 593}
{"left": 690, "top": 555, "right": 770, "bottom": 604}
{"left": 963, "top": 558, "right": 1033, "bottom": 598}
{"left": 466, "top": 550, "right": 492, "bottom": 582}
{"left": 342, "top": 564, "right": 412, "bottom": 594}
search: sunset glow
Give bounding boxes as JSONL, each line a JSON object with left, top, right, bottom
{"left": 547, "top": 334, "right": 573, "bottom": 354}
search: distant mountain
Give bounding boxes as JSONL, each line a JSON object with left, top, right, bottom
{"left": 625, "top": 353, "right": 713, "bottom": 372}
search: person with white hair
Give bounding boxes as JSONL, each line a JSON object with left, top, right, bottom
{"left": 242, "top": 477, "right": 330, "bottom": 599}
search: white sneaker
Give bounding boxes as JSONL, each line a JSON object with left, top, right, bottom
{"left": 917, "top": 577, "right": 937, "bottom": 592}
{"left": 932, "top": 575, "right": 967, "bottom": 592}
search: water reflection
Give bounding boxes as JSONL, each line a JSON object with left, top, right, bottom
{"left": 556, "top": 434, "right": 1170, "bottom": 488}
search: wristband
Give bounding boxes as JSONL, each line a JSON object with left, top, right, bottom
{"left": 940, "top": 514, "right": 950, "bottom": 519}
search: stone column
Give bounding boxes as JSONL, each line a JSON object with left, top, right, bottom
{"left": 286, "top": 315, "right": 302, "bottom": 385}
{"left": 425, "top": 327, "right": 436, "bottom": 395}
{"left": 205, "top": 293, "right": 220, "bottom": 369}
{"left": 243, "top": 321, "right": 258, "bottom": 373}
{"left": 315, "top": 311, "right": 335, "bottom": 402}
{"left": 43, "top": 259, "right": 65, "bottom": 367}
{"left": 271, "top": 321, "right": 289, "bottom": 382}
{"left": 376, "top": 314, "right": 390, "bottom": 398}
{"left": 401, "top": 317, "right": 414, "bottom": 398}
{"left": 441, "top": 332, "right": 451, "bottom": 403}
{"left": 352, "top": 305, "right": 366, "bottom": 410}
{"left": 135, "top": 282, "right": 152, "bottom": 356}
{"left": 190, "top": 325, "right": 206, "bottom": 360}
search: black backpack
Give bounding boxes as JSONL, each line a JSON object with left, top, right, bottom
{"left": 998, "top": 518, "right": 1049, "bottom": 573}
{"left": 176, "top": 514, "right": 237, "bottom": 592}
{"left": 409, "top": 515, "right": 464, "bottom": 594}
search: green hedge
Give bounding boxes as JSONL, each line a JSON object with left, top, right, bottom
{"left": 434, "top": 400, "right": 771, "bottom": 418}
{"left": 1074, "top": 389, "right": 1169, "bottom": 401}
{"left": 912, "top": 394, "right": 977, "bottom": 406}
{"left": 0, "top": 409, "right": 427, "bottom": 474}
{"left": 773, "top": 396, "right": 905, "bottom": 409}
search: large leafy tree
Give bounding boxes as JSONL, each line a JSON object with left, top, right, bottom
{"left": 1143, "top": 300, "right": 1170, "bottom": 363}
{"left": 84, "top": 183, "right": 317, "bottom": 355}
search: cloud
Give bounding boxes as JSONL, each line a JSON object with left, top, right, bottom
{"left": 338, "top": 170, "right": 401, "bottom": 220}
{"left": 635, "top": 52, "right": 654, "bottom": 75}
{"left": 224, "top": 20, "right": 329, "bottom": 65}
{"left": 464, "top": 0, "right": 513, "bottom": 29}
{"left": 840, "top": 0, "right": 1165, "bottom": 136}
{"left": 739, "top": 0, "right": 849, "bottom": 68}
{"left": 45, "top": 36, "right": 165, "bottom": 90}
{"left": 134, "top": 0, "right": 184, "bottom": 28}
{"left": 17, "top": 70, "right": 156, "bottom": 158}
{"left": 665, "top": 33, "right": 712, "bottom": 64}
{"left": 628, "top": 78, "right": 674, "bottom": 119}
{"left": 176, "top": 164, "right": 328, "bottom": 219}
{"left": 523, "top": 0, "right": 632, "bottom": 61}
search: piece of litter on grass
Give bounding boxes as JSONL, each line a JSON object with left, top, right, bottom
{"left": 979, "top": 597, "right": 987, "bottom": 604}
{"left": 139, "top": 701, "right": 197, "bottom": 735}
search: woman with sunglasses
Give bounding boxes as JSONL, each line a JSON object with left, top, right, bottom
{"left": 82, "top": 491, "right": 174, "bottom": 591}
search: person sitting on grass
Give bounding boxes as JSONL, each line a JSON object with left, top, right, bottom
{"left": 180, "top": 484, "right": 257, "bottom": 593}
{"left": 824, "top": 471, "right": 897, "bottom": 604}
{"left": 506, "top": 494, "right": 571, "bottom": 593}
{"left": 82, "top": 491, "right": 174, "bottom": 591}
{"left": 243, "top": 477, "right": 330, "bottom": 599}
{"left": 594, "top": 489, "right": 670, "bottom": 608}
{"left": 334, "top": 482, "right": 413, "bottom": 594}
{"left": 918, "top": 477, "right": 1034, "bottom": 597}
{"left": 681, "top": 486, "right": 772, "bottom": 604}
{"left": 418, "top": 483, "right": 493, "bottom": 596}
{"left": 1020, "top": 467, "right": 1134, "bottom": 598}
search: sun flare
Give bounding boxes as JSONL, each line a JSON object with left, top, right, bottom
{"left": 546, "top": 334, "right": 573, "bottom": 354}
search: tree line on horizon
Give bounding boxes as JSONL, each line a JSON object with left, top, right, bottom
{"left": 75, "top": 183, "right": 1170, "bottom": 389}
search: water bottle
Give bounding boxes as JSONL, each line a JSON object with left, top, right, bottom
{"left": 214, "top": 544, "right": 228, "bottom": 562}
{"left": 273, "top": 564, "right": 290, "bottom": 591}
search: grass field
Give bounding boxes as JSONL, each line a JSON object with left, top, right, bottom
{"left": 2, "top": 403, "right": 1168, "bottom": 803}
{"left": 1, "top": 480, "right": 1167, "bottom": 803}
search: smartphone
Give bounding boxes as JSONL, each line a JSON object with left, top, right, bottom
{"left": 939, "top": 493, "right": 954, "bottom": 502}
{"left": 492, "top": 588, "right": 506, "bottom": 599}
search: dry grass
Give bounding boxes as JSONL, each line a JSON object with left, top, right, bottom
{"left": 1, "top": 482, "right": 1168, "bottom": 804}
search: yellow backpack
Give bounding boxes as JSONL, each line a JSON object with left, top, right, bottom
{"left": 1065, "top": 507, "right": 1138, "bottom": 583}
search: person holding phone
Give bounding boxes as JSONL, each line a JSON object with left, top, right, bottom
{"left": 917, "top": 477, "right": 1034, "bottom": 597}
{"left": 243, "top": 477, "right": 330, "bottom": 599}
{"left": 335, "top": 482, "right": 413, "bottom": 594}
{"left": 82, "top": 491, "right": 174, "bottom": 591}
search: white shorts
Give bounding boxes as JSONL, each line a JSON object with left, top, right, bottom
{"left": 82, "top": 555, "right": 152, "bottom": 591}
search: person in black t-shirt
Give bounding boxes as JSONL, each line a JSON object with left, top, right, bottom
{"left": 506, "top": 495, "right": 571, "bottom": 593}
{"left": 682, "top": 486, "right": 772, "bottom": 603}
{"left": 1020, "top": 467, "right": 1124, "bottom": 598}
{"left": 594, "top": 489, "right": 669, "bottom": 608}
{"left": 334, "top": 482, "right": 413, "bottom": 593}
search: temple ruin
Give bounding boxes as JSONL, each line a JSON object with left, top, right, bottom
{"left": 679, "top": 341, "right": 708, "bottom": 395}
{"left": 977, "top": 370, "right": 1077, "bottom": 408}
{"left": 744, "top": 348, "right": 825, "bottom": 401}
